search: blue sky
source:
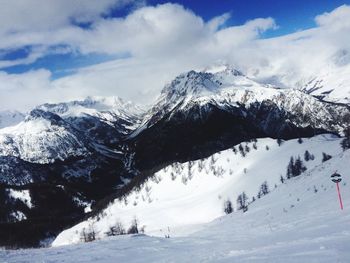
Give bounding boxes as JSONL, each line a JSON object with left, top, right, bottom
{"left": 2, "top": 0, "right": 349, "bottom": 79}
{"left": 149, "top": 0, "right": 350, "bottom": 36}
{"left": 1, "top": 0, "right": 350, "bottom": 110}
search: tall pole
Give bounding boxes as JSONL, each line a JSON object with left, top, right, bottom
{"left": 336, "top": 182, "right": 344, "bottom": 210}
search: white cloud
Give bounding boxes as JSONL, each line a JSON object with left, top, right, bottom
{"left": 0, "top": 0, "right": 136, "bottom": 33}
{"left": 0, "top": 3, "right": 350, "bottom": 111}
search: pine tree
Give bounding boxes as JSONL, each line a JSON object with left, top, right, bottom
{"left": 294, "top": 156, "right": 307, "bottom": 176}
{"left": 280, "top": 175, "right": 285, "bottom": 184}
{"left": 237, "top": 192, "right": 249, "bottom": 212}
{"left": 286, "top": 157, "right": 294, "bottom": 179}
{"left": 277, "top": 138, "right": 283, "bottom": 146}
{"left": 224, "top": 199, "right": 233, "bottom": 214}
{"left": 322, "top": 152, "right": 332, "bottom": 162}
{"left": 259, "top": 181, "right": 269, "bottom": 196}
{"left": 238, "top": 144, "right": 245, "bottom": 157}
{"left": 304, "top": 150, "right": 311, "bottom": 161}
{"left": 232, "top": 146, "right": 237, "bottom": 154}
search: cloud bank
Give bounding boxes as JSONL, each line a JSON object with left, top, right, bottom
{"left": 0, "top": 2, "right": 349, "bottom": 110}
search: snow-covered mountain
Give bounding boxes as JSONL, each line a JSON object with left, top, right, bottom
{"left": 0, "top": 96, "right": 145, "bottom": 247}
{"left": 0, "top": 109, "right": 89, "bottom": 164}
{"left": 0, "top": 110, "right": 25, "bottom": 129}
{"left": 5, "top": 146, "right": 350, "bottom": 262}
{"left": 37, "top": 96, "right": 143, "bottom": 134}
{"left": 0, "top": 96, "right": 143, "bottom": 178}
{"left": 130, "top": 66, "right": 349, "bottom": 177}
{"left": 0, "top": 66, "right": 349, "bottom": 248}
{"left": 53, "top": 134, "right": 346, "bottom": 246}
{"left": 297, "top": 62, "right": 350, "bottom": 104}
{"left": 136, "top": 66, "right": 348, "bottom": 134}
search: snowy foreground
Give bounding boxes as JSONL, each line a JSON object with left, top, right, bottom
{"left": 2, "top": 136, "right": 350, "bottom": 262}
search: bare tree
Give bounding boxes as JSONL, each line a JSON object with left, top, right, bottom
{"left": 127, "top": 217, "right": 139, "bottom": 234}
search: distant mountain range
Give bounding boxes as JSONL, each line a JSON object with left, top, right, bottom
{"left": 0, "top": 65, "right": 349, "bottom": 247}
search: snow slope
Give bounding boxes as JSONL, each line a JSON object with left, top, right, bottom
{"left": 0, "top": 111, "right": 25, "bottom": 129}
{"left": 0, "top": 96, "right": 143, "bottom": 165}
{"left": 53, "top": 134, "right": 344, "bottom": 246}
{"left": 3, "top": 146, "right": 350, "bottom": 263}
{"left": 297, "top": 63, "right": 350, "bottom": 104}
{"left": 0, "top": 110, "right": 88, "bottom": 164}
{"left": 37, "top": 96, "right": 143, "bottom": 131}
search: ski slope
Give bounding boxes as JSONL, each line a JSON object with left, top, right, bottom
{"left": 53, "top": 134, "right": 344, "bottom": 246}
{"left": 2, "top": 144, "right": 350, "bottom": 262}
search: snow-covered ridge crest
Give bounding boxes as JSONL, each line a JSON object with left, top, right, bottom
{"left": 0, "top": 96, "right": 144, "bottom": 165}
{"left": 37, "top": 96, "right": 144, "bottom": 120}
{"left": 0, "top": 110, "right": 25, "bottom": 129}
{"left": 0, "top": 109, "right": 88, "bottom": 164}
{"left": 133, "top": 66, "right": 350, "bottom": 137}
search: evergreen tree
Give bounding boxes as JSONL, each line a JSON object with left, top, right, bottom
{"left": 280, "top": 175, "right": 285, "bottom": 184}
{"left": 277, "top": 138, "right": 283, "bottom": 146}
{"left": 232, "top": 146, "right": 237, "bottom": 154}
{"left": 259, "top": 181, "right": 269, "bottom": 196}
{"left": 224, "top": 199, "right": 233, "bottom": 214}
{"left": 238, "top": 144, "right": 245, "bottom": 157}
{"left": 237, "top": 192, "right": 249, "bottom": 212}
{"left": 286, "top": 157, "right": 294, "bottom": 179}
{"left": 304, "top": 150, "right": 311, "bottom": 161}
{"left": 287, "top": 156, "right": 306, "bottom": 178}
{"left": 322, "top": 152, "right": 332, "bottom": 162}
{"left": 294, "top": 156, "right": 307, "bottom": 176}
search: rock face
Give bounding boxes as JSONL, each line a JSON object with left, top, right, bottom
{"left": 0, "top": 67, "right": 349, "bottom": 247}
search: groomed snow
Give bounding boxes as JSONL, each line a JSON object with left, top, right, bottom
{"left": 2, "top": 146, "right": 350, "bottom": 262}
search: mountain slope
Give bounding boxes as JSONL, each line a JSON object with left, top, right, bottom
{"left": 0, "top": 97, "right": 144, "bottom": 247}
{"left": 0, "top": 109, "right": 89, "bottom": 164}
{"left": 53, "top": 134, "right": 345, "bottom": 246}
{"left": 0, "top": 111, "right": 25, "bottom": 129}
{"left": 1, "top": 67, "right": 349, "bottom": 248}
{"left": 130, "top": 67, "right": 349, "bottom": 173}
{"left": 4, "top": 147, "right": 350, "bottom": 263}
{"left": 297, "top": 53, "right": 350, "bottom": 104}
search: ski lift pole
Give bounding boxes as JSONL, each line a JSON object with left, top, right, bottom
{"left": 331, "top": 172, "right": 343, "bottom": 210}
{"left": 336, "top": 181, "right": 344, "bottom": 210}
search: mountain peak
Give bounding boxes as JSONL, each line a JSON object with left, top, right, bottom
{"left": 26, "top": 109, "right": 63, "bottom": 125}
{"left": 161, "top": 65, "right": 245, "bottom": 100}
